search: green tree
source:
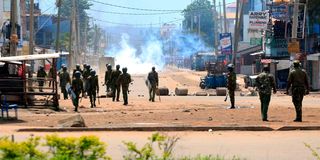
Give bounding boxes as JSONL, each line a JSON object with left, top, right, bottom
{"left": 182, "top": 0, "right": 215, "bottom": 46}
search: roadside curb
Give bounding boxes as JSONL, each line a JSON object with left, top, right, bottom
{"left": 277, "top": 126, "right": 320, "bottom": 131}
{"left": 17, "top": 126, "right": 275, "bottom": 132}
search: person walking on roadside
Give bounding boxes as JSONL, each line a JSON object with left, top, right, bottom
{"left": 111, "top": 64, "right": 122, "bottom": 102}
{"left": 286, "top": 60, "right": 310, "bottom": 122}
{"left": 87, "top": 70, "right": 99, "bottom": 108}
{"left": 82, "top": 64, "right": 91, "bottom": 96}
{"left": 72, "top": 64, "right": 83, "bottom": 78}
{"left": 255, "top": 65, "right": 277, "bottom": 121}
{"left": 147, "top": 66, "right": 159, "bottom": 102}
{"left": 37, "top": 66, "right": 47, "bottom": 92}
{"left": 72, "top": 71, "right": 84, "bottom": 112}
{"left": 59, "top": 66, "right": 71, "bottom": 99}
{"left": 226, "top": 64, "right": 237, "bottom": 109}
{"left": 118, "top": 67, "right": 132, "bottom": 105}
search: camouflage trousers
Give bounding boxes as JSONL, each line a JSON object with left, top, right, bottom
{"left": 292, "top": 87, "right": 305, "bottom": 120}
{"left": 259, "top": 93, "right": 271, "bottom": 120}
{"left": 149, "top": 85, "right": 157, "bottom": 102}
{"left": 112, "top": 84, "right": 121, "bottom": 101}
{"left": 122, "top": 85, "right": 129, "bottom": 105}
{"left": 228, "top": 89, "right": 235, "bottom": 107}
{"left": 88, "top": 89, "right": 97, "bottom": 107}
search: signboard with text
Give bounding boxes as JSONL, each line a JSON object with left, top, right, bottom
{"left": 219, "top": 33, "right": 232, "bottom": 55}
{"left": 249, "top": 11, "right": 269, "bottom": 30}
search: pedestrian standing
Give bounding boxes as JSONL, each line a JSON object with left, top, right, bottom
{"left": 118, "top": 67, "right": 132, "bottom": 105}
{"left": 59, "top": 66, "right": 71, "bottom": 99}
{"left": 111, "top": 64, "right": 121, "bottom": 102}
{"left": 82, "top": 64, "right": 91, "bottom": 96}
{"left": 37, "top": 66, "right": 47, "bottom": 92}
{"left": 104, "top": 64, "right": 113, "bottom": 93}
{"left": 226, "top": 64, "right": 236, "bottom": 109}
{"left": 286, "top": 60, "right": 310, "bottom": 122}
{"left": 147, "top": 66, "right": 159, "bottom": 102}
{"left": 255, "top": 65, "right": 277, "bottom": 121}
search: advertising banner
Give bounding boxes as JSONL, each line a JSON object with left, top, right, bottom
{"left": 249, "top": 11, "right": 269, "bottom": 30}
{"left": 219, "top": 33, "right": 232, "bottom": 55}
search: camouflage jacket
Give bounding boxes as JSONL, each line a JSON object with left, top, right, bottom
{"left": 72, "top": 78, "right": 83, "bottom": 95}
{"left": 148, "top": 71, "right": 159, "bottom": 86}
{"left": 256, "top": 72, "right": 276, "bottom": 95}
{"left": 111, "top": 70, "right": 122, "bottom": 85}
{"left": 118, "top": 73, "right": 132, "bottom": 87}
{"left": 105, "top": 70, "right": 113, "bottom": 84}
{"left": 88, "top": 75, "right": 99, "bottom": 91}
{"left": 82, "top": 69, "right": 91, "bottom": 80}
{"left": 227, "top": 72, "right": 237, "bottom": 91}
{"left": 287, "top": 68, "right": 309, "bottom": 89}
{"left": 59, "top": 71, "right": 71, "bottom": 87}
{"left": 37, "top": 70, "right": 47, "bottom": 78}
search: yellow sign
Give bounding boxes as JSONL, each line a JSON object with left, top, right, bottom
{"left": 288, "top": 41, "right": 300, "bottom": 53}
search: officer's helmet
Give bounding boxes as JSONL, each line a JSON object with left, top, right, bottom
{"left": 63, "top": 66, "right": 67, "bottom": 71}
{"left": 107, "top": 64, "right": 112, "bottom": 70}
{"left": 116, "top": 64, "right": 120, "bottom": 70}
{"left": 39, "top": 65, "right": 44, "bottom": 70}
{"left": 86, "top": 64, "right": 91, "bottom": 69}
{"left": 76, "top": 64, "right": 80, "bottom": 69}
{"left": 152, "top": 66, "right": 155, "bottom": 71}
{"left": 293, "top": 60, "right": 301, "bottom": 68}
{"left": 83, "top": 63, "right": 87, "bottom": 68}
{"left": 90, "top": 70, "right": 96, "bottom": 76}
{"left": 227, "top": 64, "right": 234, "bottom": 72}
{"left": 74, "top": 71, "right": 81, "bottom": 78}
{"left": 122, "top": 67, "right": 127, "bottom": 73}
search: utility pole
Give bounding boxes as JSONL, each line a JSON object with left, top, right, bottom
{"left": 232, "top": 0, "right": 244, "bottom": 68}
{"left": 55, "top": 0, "right": 61, "bottom": 53}
{"left": 291, "top": 0, "right": 299, "bottom": 39}
{"left": 70, "top": 0, "right": 78, "bottom": 68}
{"left": 76, "top": 0, "right": 81, "bottom": 64}
{"left": 223, "top": 0, "right": 228, "bottom": 33}
{"left": 9, "top": 0, "right": 18, "bottom": 56}
{"left": 213, "top": 0, "right": 218, "bottom": 54}
{"left": 29, "top": 0, "right": 34, "bottom": 56}
{"left": 219, "top": 1, "right": 223, "bottom": 33}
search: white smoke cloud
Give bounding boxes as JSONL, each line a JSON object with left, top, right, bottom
{"left": 107, "top": 33, "right": 164, "bottom": 74}
{"left": 106, "top": 30, "right": 212, "bottom": 74}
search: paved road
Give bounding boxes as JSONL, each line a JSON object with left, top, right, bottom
{"left": 1, "top": 130, "right": 319, "bottom": 160}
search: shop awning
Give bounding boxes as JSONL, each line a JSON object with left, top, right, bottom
{"left": 307, "top": 53, "right": 320, "bottom": 61}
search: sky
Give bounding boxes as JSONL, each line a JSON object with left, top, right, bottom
{"left": 39, "top": 0, "right": 236, "bottom": 28}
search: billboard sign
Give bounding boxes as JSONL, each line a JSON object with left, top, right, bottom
{"left": 219, "top": 33, "right": 232, "bottom": 55}
{"left": 249, "top": 11, "right": 269, "bottom": 30}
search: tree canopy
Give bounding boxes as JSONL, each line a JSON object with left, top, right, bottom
{"left": 182, "top": 0, "right": 215, "bottom": 46}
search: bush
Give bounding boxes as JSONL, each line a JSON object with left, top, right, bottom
{"left": 0, "top": 135, "right": 110, "bottom": 160}
{"left": 305, "top": 143, "right": 320, "bottom": 160}
{"left": 123, "top": 132, "right": 179, "bottom": 160}
{"left": 179, "top": 155, "right": 245, "bottom": 160}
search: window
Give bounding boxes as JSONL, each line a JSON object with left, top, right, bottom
{"left": 3, "top": 0, "right": 10, "bottom": 12}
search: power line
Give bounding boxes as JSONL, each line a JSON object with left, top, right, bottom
{"left": 89, "top": 9, "right": 181, "bottom": 15}
{"left": 90, "top": 0, "right": 235, "bottom": 12}
{"left": 92, "top": 18, "right": 183, "bottom": 26}
{"left": 89, "top": 0, "right": 181, "bottom": 12}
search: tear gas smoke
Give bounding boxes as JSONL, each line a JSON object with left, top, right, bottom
{"left": 106, "top": 31, "right": 212, "bottom": 74}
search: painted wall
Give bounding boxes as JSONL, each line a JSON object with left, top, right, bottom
{"left": 312, "top": 61, "right": 320, "bottom": 90}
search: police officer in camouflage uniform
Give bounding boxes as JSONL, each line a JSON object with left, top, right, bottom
{"left": 72, "top": 64, "right": 83, "bottom": 78}
{"left": 226, "top": 64, "right": 237, "bottom": 109}
{"left": 255, "top": 65, "right": 277, "bottom": 121}
{"left": 104, "top": 64, "right": 113, "bottom": 93}
{"left": 59, "top": 66, "right": 71, "bottom": 99}
{"left": 111, "top": 64, "right": 121, "bottom": 102}
{"left": 147, "top": 66, "right": 159, "bottom": 102}
{"left": 82, "top": 64, "right": 91, "bottom": 96}
{"left": 37, "top": 66, "right": 47, "bottom": 92}
{"left": 286, "top": 60, "right": 310, "bottom": 122}
{"left": 118, "top": 67, "right": 132, "bottom": 105}
{"left": 88, "top": 70, "right": 99, "bottom": 108}
{"left": 72, "top": 71, "right": 84, "bottom": 112}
